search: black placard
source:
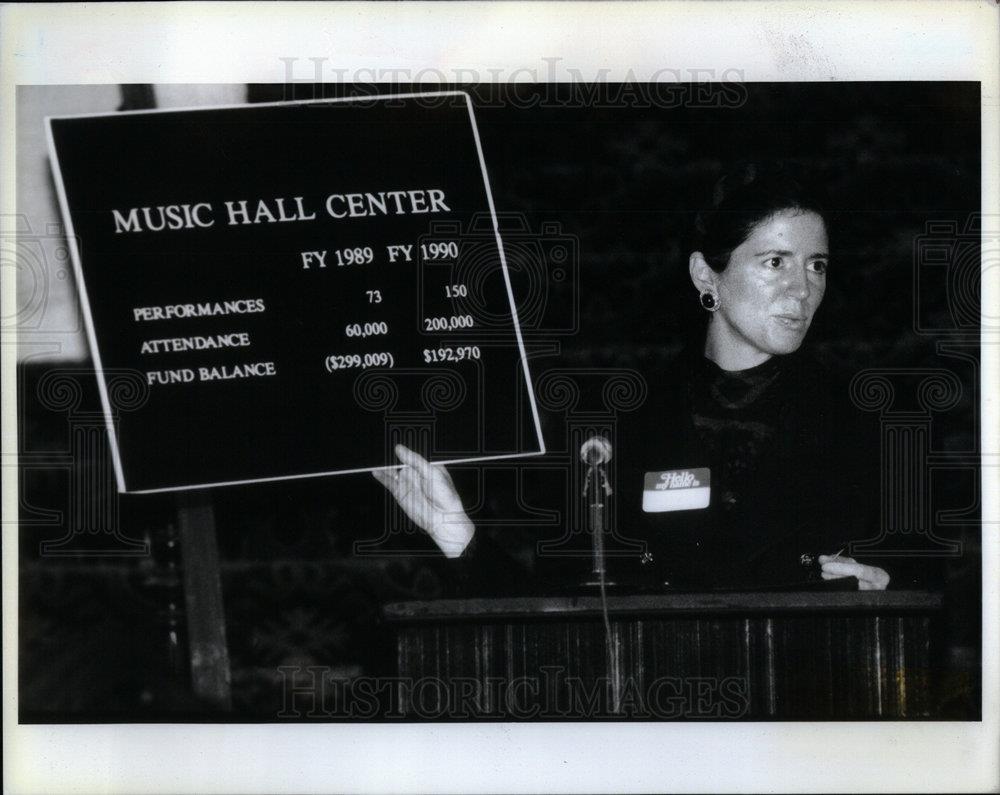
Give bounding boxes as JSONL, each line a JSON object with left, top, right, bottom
{"left": 46, "top": 92, "right": 545, "bottom": 493}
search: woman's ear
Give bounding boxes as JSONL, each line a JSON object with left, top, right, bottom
{"left": 689, "top": 251, "right": 717, "bottom": 294}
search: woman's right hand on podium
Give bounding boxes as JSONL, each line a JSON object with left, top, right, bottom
{"left": 372, "top": 444, "right": 475, "bottom": 558}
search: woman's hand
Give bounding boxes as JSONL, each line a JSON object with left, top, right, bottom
{"left": 372, "top": 444, "right": 475, "bottom": 558}
{"left": 818, "top": 554, "right": 890, "bottom": 590}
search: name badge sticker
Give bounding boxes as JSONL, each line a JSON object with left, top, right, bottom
{"left": 642, "top": 468, "right": 711, "bottom": 512}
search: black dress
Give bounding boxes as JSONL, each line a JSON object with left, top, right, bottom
{"left": 611, "top": 345, "right": 878, "bottom": 590}
{"left": 451, "top": 345, "right": 914, "bottom": 594}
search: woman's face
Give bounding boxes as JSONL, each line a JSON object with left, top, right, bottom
{"left": 704, "top": 209, "right": 828, "bottom": 369}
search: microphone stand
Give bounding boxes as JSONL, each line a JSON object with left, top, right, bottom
{"left": 581, "top": 453, "right": 621, "bottom": 713}
{"left": 582, "top": 459, "right": 613, "bottom": 587}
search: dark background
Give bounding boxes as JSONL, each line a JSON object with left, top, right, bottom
{"left": 19, "top": 82, "right": 982, "bottom": 719}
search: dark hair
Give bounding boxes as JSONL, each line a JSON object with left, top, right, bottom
{"left": 693, "top": 163, "right": 830, "bottom": 272}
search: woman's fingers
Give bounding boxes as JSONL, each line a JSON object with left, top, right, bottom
{"left": 818, "top": 554, "right": 856, "bottom": 565}
{"left": 373, "top": 466, "right": 427, "bottom": 525}
{"left": 394, "top": 444, "right": 433, "bottom": 478}
{"left": 393, "top": 444, "right": 463, "bottom": 510}
{"left": 819, "top": 559, "right": 860, "bottom": 577}
{"left": 429, "top": 470, "right": 464, "bottom": 512}
{"left": 374, "top": 463, "right": 458, "bottom": 522}
{"left": 396, "top": 465, "right": 425, "bottom": 514}
{"left": 373, "top": 452, "right": 475, "bottom": 558}
{"left": 372, "top": 467, "right": 404, "bottom": 501}
{"left": 865, "top": 565, "right": 890, "bottom": 590}
{"left": 819, "top": 557, "right": 890, "bottom": 590}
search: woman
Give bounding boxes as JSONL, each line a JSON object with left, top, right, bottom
{"left": 373, "top": 165, "right": 891, "bottom": 591}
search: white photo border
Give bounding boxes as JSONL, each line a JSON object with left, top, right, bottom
{"left": 2, "top": 2, "right": 998, "bottom": 793}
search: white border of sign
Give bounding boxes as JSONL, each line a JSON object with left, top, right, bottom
{"left": 44, "top": 90, "right": 547, "bottom": 494}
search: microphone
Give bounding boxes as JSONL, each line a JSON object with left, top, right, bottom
{"left": 580, "top": 436, "right": 613, "bottom": 466}
{"left": 581, "top": 435, "right": 614, "bottom": 589}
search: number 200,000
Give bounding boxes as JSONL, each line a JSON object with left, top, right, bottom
{"left": 423, "top": 314, "right": 474, "bottom": 332}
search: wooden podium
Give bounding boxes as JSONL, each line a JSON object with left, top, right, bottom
{"left": 383, "top": 591, "right": 943, "bottom": 719}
